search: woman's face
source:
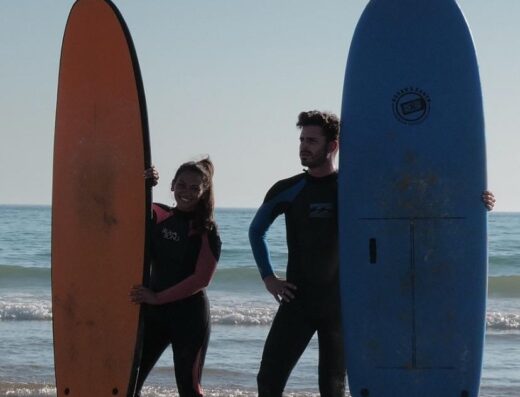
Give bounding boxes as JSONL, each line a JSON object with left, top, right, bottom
{"left": 172, "top": 171, "right": 205, "bottom": 212}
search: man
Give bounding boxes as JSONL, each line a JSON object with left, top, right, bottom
{"left": 249, "top": 110, "right": 345, "bottom": 396}
{"left": 249, "top": 110, "right": 496, "bottom": 397}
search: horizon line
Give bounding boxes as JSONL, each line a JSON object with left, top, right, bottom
{"left": 0, "top": 203, "right": 518, "bottom": 214}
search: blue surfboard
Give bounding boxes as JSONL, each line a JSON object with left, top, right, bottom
{"left": 339, "top": 1, "right": 487, "bottom": 396}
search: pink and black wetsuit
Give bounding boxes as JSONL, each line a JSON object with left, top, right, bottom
{"left": 135, "top": 203, "right": 221, "bottom": 397}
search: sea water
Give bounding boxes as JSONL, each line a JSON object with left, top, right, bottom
{"left": 0, "top": 206, "right": 518, "bottom": 396}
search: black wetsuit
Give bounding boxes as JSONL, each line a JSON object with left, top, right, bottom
{"left": 249, "top": 172, "right": 345, "bottom": 397}
{"left": 135, "top": 204, "right": 221, "bottom": 397}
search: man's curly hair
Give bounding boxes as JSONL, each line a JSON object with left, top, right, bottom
{"left": 296, "top": 110, "right": 340, "bottom": 142}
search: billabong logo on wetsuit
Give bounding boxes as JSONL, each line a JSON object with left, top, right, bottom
{"left": 162, "top": 228, "right": 180, "bottom": 242}
{"left": 309, "top": 203, "right": 334, "bottom": 218}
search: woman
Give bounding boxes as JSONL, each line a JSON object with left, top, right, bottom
{"left": 130, "top": 157, "right": 221, "bottom": 397}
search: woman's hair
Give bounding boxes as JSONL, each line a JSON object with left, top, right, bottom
{"left": 171, "top": 157, "right": 216, "bottom": 233}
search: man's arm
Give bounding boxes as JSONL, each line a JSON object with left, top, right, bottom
{"left": 249, "top": 176, "right": 305, "bottom": 278}
{"left": 249, "top": 176, "right": 306, "bottom": 301}
{"left": 249, "top": 201, "right": 279, "bottom": 279}
{"left": 249, "top": 202, "right": 298, "bottom": 302}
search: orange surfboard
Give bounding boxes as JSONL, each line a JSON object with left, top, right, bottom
{"left": 51, "top": 1, "right": 151, "bottom": 396}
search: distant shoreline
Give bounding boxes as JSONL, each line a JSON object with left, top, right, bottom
{"left": 0, "top": 204, "right": 517, "bottom": 214}
{"left": 0, "top": 204, "right": 520, "bottom": 215}
{"left": 0, "top": 204, "right": 258, "bottom": 211}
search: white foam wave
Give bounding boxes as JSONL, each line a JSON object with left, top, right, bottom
{"left": 0, "top": 300, "right": 51, "bottom": 321}
{"left": 211, "top": 305, "right": 276, "bottom": 325}
{"left": 140, "top": 385, "right": 330, "bottom": 397}
{"left": 487, "top": 312, "right": 520, "bottom": 331}
{"left": 1, "top": 384, "right": 55, "bottom": 396}
{"left": 1, "top": 298, "right": 519, "bottom": 332}
{"left": 0, "top": 384, "right": 286, "bottom": 397}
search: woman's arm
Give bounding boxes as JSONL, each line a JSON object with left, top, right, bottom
{"left": 154, "top": 233, "right": 219, "bottom": 304}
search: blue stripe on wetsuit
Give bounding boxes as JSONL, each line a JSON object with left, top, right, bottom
{"left": 249, "top": 177, "right": 306, "bottom": 279}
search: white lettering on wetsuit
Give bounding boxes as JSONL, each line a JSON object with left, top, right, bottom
{"left": 161, "top": 227, "right": 180, "bottom": 242}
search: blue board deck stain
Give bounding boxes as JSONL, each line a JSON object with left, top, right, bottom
{"left": 339, "top": 0, "right": 487, "bottom": 396}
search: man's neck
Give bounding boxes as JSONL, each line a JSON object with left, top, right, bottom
{"left": 307, "top": 162, "right": 336, "bottom": 178}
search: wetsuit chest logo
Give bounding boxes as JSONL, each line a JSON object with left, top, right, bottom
{"left": 309, "top": 203, "right": 334, "bottom": 218}
{"left": 161, "top": 227, "right": 181, "bottom": 242}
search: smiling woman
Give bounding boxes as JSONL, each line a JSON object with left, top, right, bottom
{"left": 173, "top": 173, "right": 204, "bottom": 211}
{"left": 130, "top": 157, "right": 221, "bottom": 397}
{"left": 170, "top": 158, "right": 216, "bottom": 232}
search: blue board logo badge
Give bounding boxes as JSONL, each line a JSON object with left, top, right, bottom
{"left": 392, "top": 87, "right": 431, "bottom": 124}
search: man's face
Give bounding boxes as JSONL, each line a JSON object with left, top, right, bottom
{"left": 299, "top": 126, "right": 329, "bottom": 168}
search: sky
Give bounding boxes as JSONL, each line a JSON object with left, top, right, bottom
{"left": 0, "top": 0, "right": 518, "bottom": 210}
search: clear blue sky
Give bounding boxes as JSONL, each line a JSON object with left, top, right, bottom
{"left": 0, "top": 0, "right": 518, "bottom": 210}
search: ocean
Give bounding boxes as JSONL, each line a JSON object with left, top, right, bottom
{"left": 0, "top": 206, "right": 519, "bottom": 396}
